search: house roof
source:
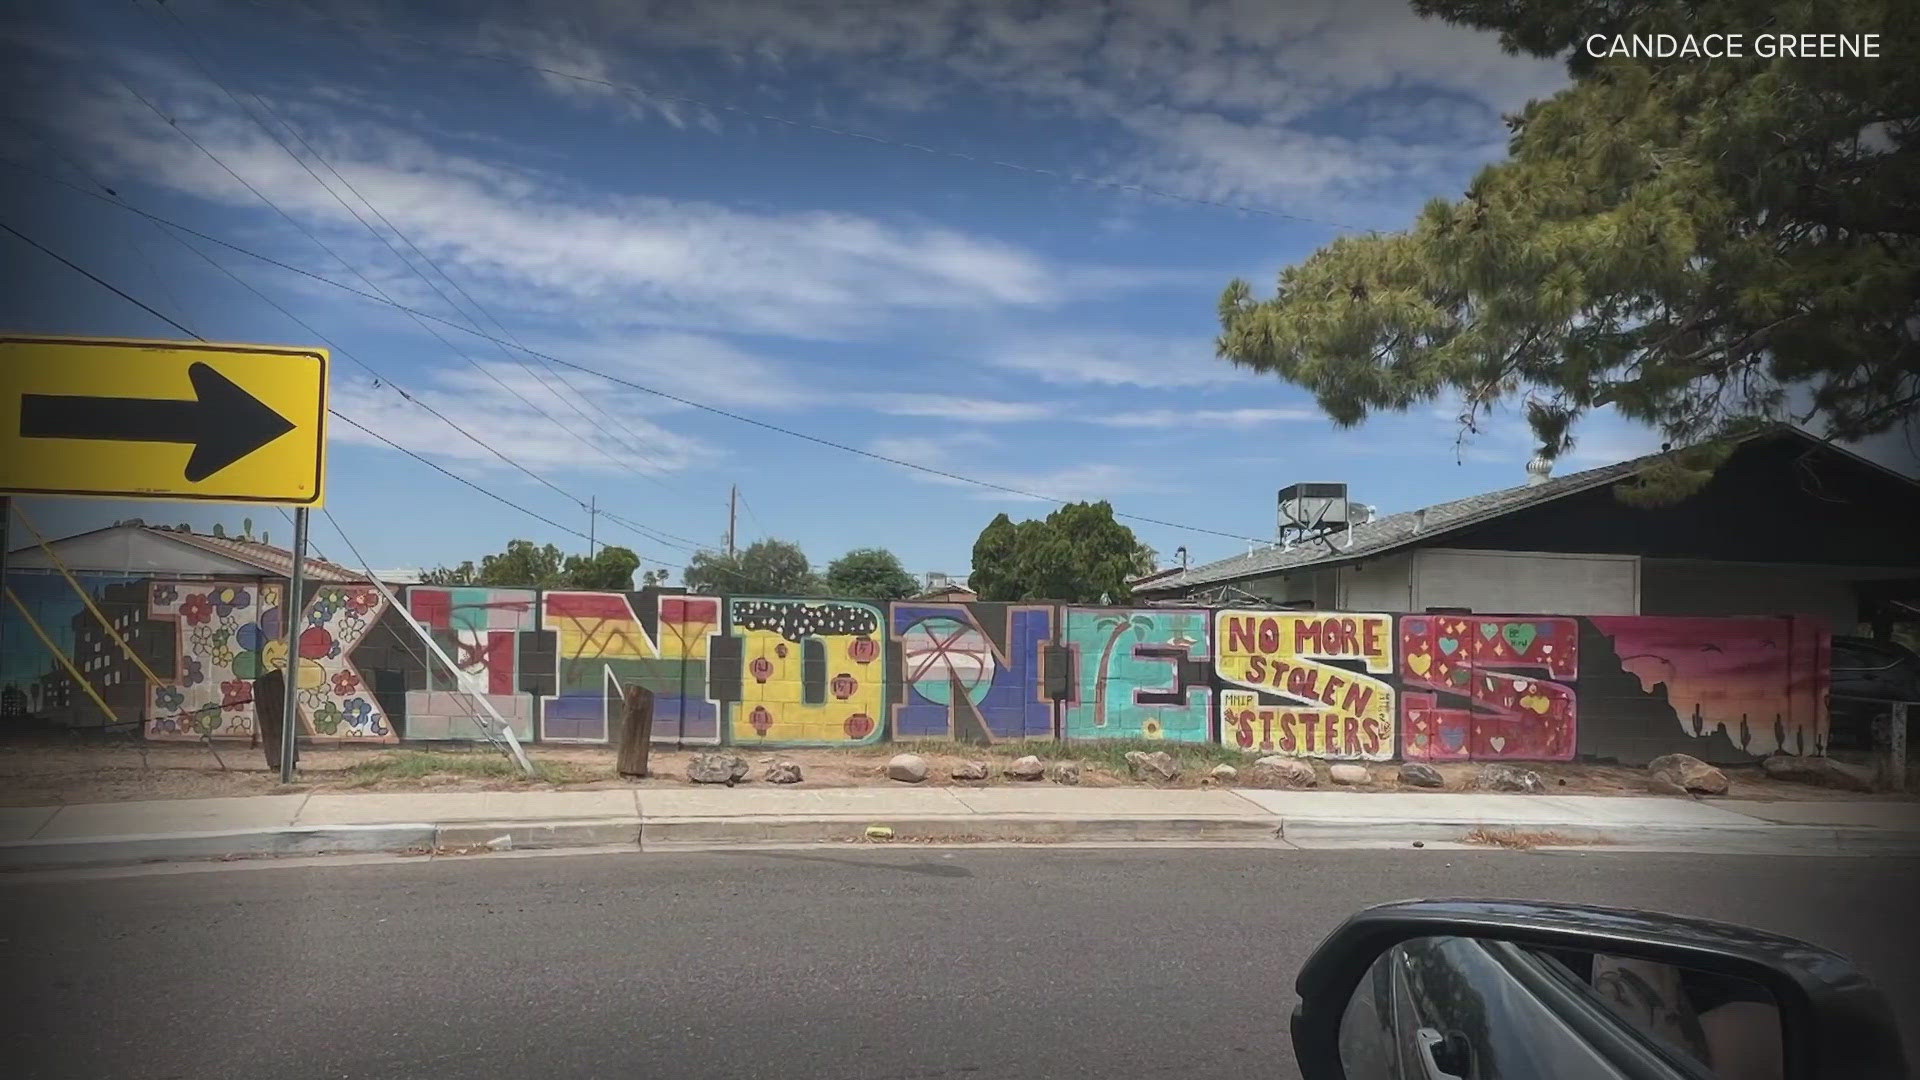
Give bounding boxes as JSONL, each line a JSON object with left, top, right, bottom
{"left": 1134, "top": 425, "right": 1905, "bottom": 596}
{"left": 6, "top": 523, "right": 367, "bottom": 583}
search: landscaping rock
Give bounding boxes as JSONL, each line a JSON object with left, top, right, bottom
{"left": 1006, "top": 755, "right": 1046, "bottom": 781}
{"left": 1647, "top": 753, "right": 1729, "bottom": 795}
{"left": 1762, "top": 754, "right": 1876, "bottom": 792}
{"left": 1124, "top": 749, "right": 1181, "bottom": 783}
{"left": 1329, "top": 764, "right": 1372, "bottom": 786}
{"left": 951, "top": 760, "right": 991, "bottom": 781}
{"left": 1209, "top": 763, "right": 1239, "bottom": 783}
{"left": 886, "top": 753, "right": 929, "bottom": 784}
{"left": 763, "top": 760, "right": 803, "bottom": 784}
{"left": 1046, "top": 761, "right": 1082, "bottom": 785}
{"left": 1398, "top": 762, "right": 1445, "bottom": 788}
{"left": 1648, "top": 775, "right": 1692, "bottom": 798}
{"left": 1474, "top": 764, "right": 1545, "bottom": 793}
{"left": 687, "top": 752, "right": 749, "bottom": 785}
{"left": 1248, "top": 755, "right": 1317, "bottom": 788}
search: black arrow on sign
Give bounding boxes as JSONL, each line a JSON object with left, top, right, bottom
{"left": 20, "top": 361, "right": 297, "bottom": 482}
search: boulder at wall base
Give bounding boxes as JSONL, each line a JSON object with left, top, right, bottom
{"left": 1209, "top": 763, "right": 1239, "bottom": 783}
{"left": 1329, "top": 763, "right": 1372, "bottom": 786}
{"left": 763, "top": 760, "right": 803, "bottom": 784}
{"left": 1006, "top": 755, "right": 1046, "bottom": 781}
{"left": 1398, "top": 762, "right": 1445, "bottom": 789}
{"left": 1247, "top": 756, "right": 1317, "bottom": 788}
{"left": 1646, "top": 753, "right": 1730, "bottom": 795}
{"left": 951, "top": 760, "right": 991, "bottom": 781}
{"left": 886, "top": 753, "right": 930, "bottom": 784}
{"left": 1046, "top": 760, "right": 1082, "bottom": 785}
{"left": 687, "top": 752, "right": 750, "bottom": 784}
{"left": 1762, "top": 754, "right": 1877, "bottom": 792}
{"left": 1474, "top": 764, "right": 1546, "bottom": 793}
{"left": 1124, "top": 750, "right": 1181, "bottom": 783}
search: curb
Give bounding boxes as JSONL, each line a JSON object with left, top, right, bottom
{"left": 639, "top": 814, "right": 1285, "bottom": 847}
{"left": 4, "top": 816, "right": 1914, "bottom": 870}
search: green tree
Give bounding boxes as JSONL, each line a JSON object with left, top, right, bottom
{"left": 682, "top": 538, "right": 818, "bottom": 595}
{"left": 1216, "top": 0, "right": 1918, "bottom": 503}
{"left": 420, "top": 540, "right": 641, "bottom": 590}
{"left": 967, "top": 501, "right": 1147, "bottom": 603}
{"left": 822, "top": 547, "right": 919, "bottom": 600}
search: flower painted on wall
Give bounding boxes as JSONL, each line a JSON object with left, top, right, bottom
{"left": 181, "top": 657, "right": 205, "bottom": 688}
{"left": 235, "top": 608, "right": 284, "bottom": 651}
{"left": 151, "top": 584, "right": 177, "bottom": 605}
{"left": 179, "top": 594, "right": 213, "bottom": 626}
{"left": 340, "top": 611, "right": 368, "bottom": 637}
{"left": 210, "top": 641, "right": 235, "bottom": 667}
{"left": 345, "top": 589, "right": 378, "bottom": 614}
{"left": 332, "top": 670, "right": 361, "bottom": 696}
{"left": 209, "top": 585, "right": 251, "bottom": 617}
{"left": 154, "top": 686, "right": 185, "bottom": 712}
{"left": 299, "top": 684, "right": 327, "bottom": 711}
{"left": 220, "top": 679, "right": 252, "bottom": 711}
{"left": 342, "top": 698, "right": 373, "bottom": 728}
{"left": 190, "top": 626, "right": 215, "bottom": 654}
{"left": 310, "top": 699, "right": 343, "bottom": 735}
{"left": 189, "top": 704, "right": 222, "bottom": 736}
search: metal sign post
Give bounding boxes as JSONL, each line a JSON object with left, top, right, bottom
{"left": 278, "top": 507, "right": 309, "bottom": 783}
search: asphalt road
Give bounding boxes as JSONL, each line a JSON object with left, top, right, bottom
{"left": 3, "top": 848, "right": 1917, "bottom": 1080}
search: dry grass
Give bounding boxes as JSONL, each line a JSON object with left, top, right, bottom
{"left": 1463, "top": 827, "right": 1607, "bottom": 850}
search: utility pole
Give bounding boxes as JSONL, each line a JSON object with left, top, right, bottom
{"left": 726, "top": 484, "right": 737, "bottom": 558}
{"left": 588, "top": 495, "right": 597, "bottom": 556}
{"left": 279, "top": 507, "right": 308, "bottom": 784}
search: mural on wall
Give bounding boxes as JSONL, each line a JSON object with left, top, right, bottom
{"left": 1062, "top": 608, "right": 1210, "bottom": 741}
{"left": 890, "top": 602, "right": 1054, "bottom": 742}
{"left": 1587, "top": 616, "right": 1829, "bottom": 759}
{"left": 1216, "top": 611, "right": 1396, "bottom": 760}
{"left": 406, "top": 587, "right": 541, "bottom": 741}
{"left": 543, "top": 591, "right": 721, "bottom": 743}
{"left": 728, "top": 598, "right": 886, "bottom": 745}
{"left": 1, "top": 573, "right": 160, "bottom": 730}
{"left": 148, "top": 581, "right": 395, "bottom": 741}
{"left": 1399, "top": 615, "right": 1578, "bottom": 761}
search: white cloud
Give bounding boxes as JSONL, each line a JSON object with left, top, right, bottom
{"left": 857, "top": 393, "right": 1052, "bottom": 422}
{"left": 865, "top": 432, "right": 1168, "bottom": 503}
{"left": 1091, "top": 407, "right": 1315, "bottom": 428}
{"left": 988, "top": 332, "right": 1255, "bottom": 389}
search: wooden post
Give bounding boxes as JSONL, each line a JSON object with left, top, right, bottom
{"left": 617, "top": 684, "right": 656, "bottom": 779}
{"left": 253, "top": 667, "right": 291, "bottom": 772}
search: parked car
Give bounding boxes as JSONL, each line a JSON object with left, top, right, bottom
{"left": 1295, "top": 899, "right": 1909, "bottom": 1079}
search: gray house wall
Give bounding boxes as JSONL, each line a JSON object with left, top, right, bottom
{"left": 1638, "top": 559, "right": 1911, "bottom": 632}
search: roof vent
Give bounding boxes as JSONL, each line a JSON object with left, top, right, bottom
{"left": 1526, "top": 454, "right": 1553, "bottom": 486}
{"left": 1277, "top": 482, "right": 1351, "bottom": 541}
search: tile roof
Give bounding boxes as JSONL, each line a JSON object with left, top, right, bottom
{"left": 152, "top": 528, "right": 367, "bottom": 583}
{"left": 1134, "top": 427, "right": 1838, "bottom": 595}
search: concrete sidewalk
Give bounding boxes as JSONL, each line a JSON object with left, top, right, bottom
{"left": 3, "top": 786, "right": 1918, "bottom": 869}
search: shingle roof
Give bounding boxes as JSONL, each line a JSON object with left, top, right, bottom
{"left": 153, "top": 528, "right": 366, "bottom": 583}
{"left": 1134, "top": 427, "right": 1832, "bottom": 596}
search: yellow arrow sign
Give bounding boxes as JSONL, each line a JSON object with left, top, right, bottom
{"left": 0, "top": 334, "right": 328, "bottom": 506}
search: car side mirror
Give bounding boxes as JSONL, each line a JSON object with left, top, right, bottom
{"left": 1291, "top": 899, "right": 1908, "bottom": 1080}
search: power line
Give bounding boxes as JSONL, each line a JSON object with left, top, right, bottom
{"left": 0, "top": 218, "right": 198, "bottom": 337}
{"left": 6, "top": 160, "right": 1269, "bottom": 545}
{"left": 140, "top": 0, "right": 696, "bottom": 495}
{"left": 224, "top": 0, "right": 1371, "bottom": 232}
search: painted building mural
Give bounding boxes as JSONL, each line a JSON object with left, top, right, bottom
{"left": 890, "top": 602, "right": 1053, "bottom": 743}
{"left": 728, "top": 598, "right": 885, "bottom": 746}
{"left": 1216, "top": 611, "right": 1396, "bottom": 760}
{"left": 0, "top": 574, "right": 1841, "bottom": 766}
{"left": 1399, "top": 614, "right": 1580, "bottom": 762}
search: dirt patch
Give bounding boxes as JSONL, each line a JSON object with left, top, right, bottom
{"left": 0, "top": 738, "right": 1907, "bottom": 806}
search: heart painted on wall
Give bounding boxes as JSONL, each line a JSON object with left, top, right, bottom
{"left": 1439, "top": 637, "right": 1460, "bottom": 655}
{"left": 1408, "top": 654, "right": 1432, "bottom": 675}
{"left": 1520, "top": 694, "right": 1552, "bottom": 714}
{"left": 1478, "top": 623, "right": 1500, "bottom": 640}
{"left": 1488, "top": 735, "right": 1507, "bottom": 753}
{"left": 1440, "top": 725, "right": 1467, "bottom": 751}
{"left": 1502, "top": 623, "right": 1537, "bottom": 653}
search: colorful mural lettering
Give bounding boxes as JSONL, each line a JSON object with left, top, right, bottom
{"left": 1399, "top": 615, "right": 1578, "bottom": 761}
{"left": 406, "top": 587, "right": 540, "bottom": 741}
{"left": 890, "top": 602, "right": 1054, "bottom": 742}
{"left": 1062, "top": 608, "right": 1210, "bottom": 741}
{"left": 1215, "top": 610, "right": 1395, "bottom": 759}
{"left": 728, "top": 598, "right": 885, "bottom": 745}
{"left": 1586, "top": 616, "right": 1829, "bottom": 759}
{"left": 543, "top": 591, "right": 721, "bottom": 743}
{"left": 146, "top": 581, "right": 394, "bottom": 741}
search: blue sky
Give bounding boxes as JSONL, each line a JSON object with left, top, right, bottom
{"left": 4, "top": 0, "right": 1910, "bottom": 585}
